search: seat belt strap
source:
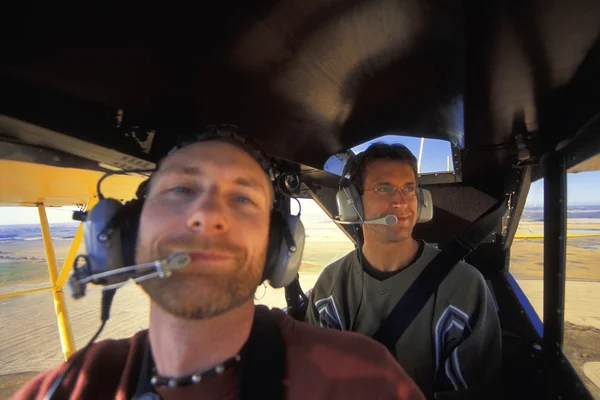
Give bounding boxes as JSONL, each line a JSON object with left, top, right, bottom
{"left": 371, "top": 197, "right": 508, "bottom": 352}
{"left": 239, "top": 305, "right": 285, "bottom": 400}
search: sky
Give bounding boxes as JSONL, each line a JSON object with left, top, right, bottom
{"left": 344, "top": 135, "right": 600, "bottom": 208}
{"left": 1, "top": 135, "right": 598, "bottom": 224}
{"left": 0, "top": 206, "right": 80, "bottom": 225}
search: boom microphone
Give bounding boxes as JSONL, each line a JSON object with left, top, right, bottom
{"left": 333, "top": 215, "right": 398, "bottom": 226}
{"left": 68, "top": 252, "right": 191, "bottom": 298}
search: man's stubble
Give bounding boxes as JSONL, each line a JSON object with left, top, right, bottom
{"left": 135, "top": 233, "right": 266, "bottom": 320}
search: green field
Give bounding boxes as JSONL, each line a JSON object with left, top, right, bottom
{"left": 0, "top": 260, "right": 53, "bottom": 286}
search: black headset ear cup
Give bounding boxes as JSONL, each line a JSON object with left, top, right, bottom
{"left": 263, "top": 211, "right": 306, "bottom": 288}
{"left": 263, "top": 211, "right": 283, "bottom": 282}
{"left": 269, "top": 215, "right": 305, "bottom": 288}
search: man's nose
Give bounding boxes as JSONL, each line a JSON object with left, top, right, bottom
{"left": 390, "top": 190, "right": 408, "bottom": 207}
{"left": 186, "top": 190, "right": 229, "bottom": 234}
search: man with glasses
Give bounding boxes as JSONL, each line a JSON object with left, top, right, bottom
{"left": 305, "top": 142, "right": 501, "bottom": 399}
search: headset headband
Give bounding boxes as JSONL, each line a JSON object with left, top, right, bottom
{"left": 167, "top": 124, "right": 276, "bottom": 181}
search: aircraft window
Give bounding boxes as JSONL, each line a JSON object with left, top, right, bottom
{"left": 0, "top": 205, "right": 150, "bottom": 387}
{"left": 510, "top": 169, "right": 600, "bottom": 397}
{"left": 324, "top": 135, "right": 456, "bottom": 176}
{"left": 255, "top": 198, "right": 355, "bottom": 309}
{"left": 564, "top": 170, "right": 600, "bottom": 396}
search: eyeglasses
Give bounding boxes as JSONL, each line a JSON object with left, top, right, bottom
{"left": 365, "top": 183, "right": 417, "bottom": 197}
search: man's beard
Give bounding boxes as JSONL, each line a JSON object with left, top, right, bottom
{"left": 135, "top": 233, "right": 265, "bottom": 320}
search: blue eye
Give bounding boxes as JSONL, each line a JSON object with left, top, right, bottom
{"left": 235, "top": 195, "right": 252, "bottom": 204}
{"left": 169, "top": 186, "right": 193, "bottom": 194}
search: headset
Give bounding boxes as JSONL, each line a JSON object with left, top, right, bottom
{"left": 335, "top": 161, "right": 433, "bottom": 225}
{"left": 69, "top": 124, "right": 306, "bottom": 299}
{"left": 45, "top": 125, "right": 305, "bottom": 400}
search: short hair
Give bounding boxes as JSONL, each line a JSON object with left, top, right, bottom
{"left": 149, "top": 125, "right": 276, "bottom": 205}
{"left": 343, "top": 142, "right": 418, "bottom": 193}
{"left": 164, "top": 124, "right": 275, "bottom": 180}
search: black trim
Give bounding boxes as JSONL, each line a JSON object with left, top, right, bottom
{"left": 0, "top": 139, "right": 107, "bottom": 171}
{"left": 559, "top": 112, "right": 600, "bottom": 171}
{"left": 504, "top": 166, "right": 533, "bottom": 251}
{"left": 541, "top": 152, "right": 567, "bottom": 399}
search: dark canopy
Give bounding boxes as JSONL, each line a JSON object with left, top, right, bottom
{"left": 0, "top": 0, "right": 599, "bottom": 199}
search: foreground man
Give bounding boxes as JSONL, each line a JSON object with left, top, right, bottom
{"left": 12, "top": 128, "right": 424, "bottom": 400}
{"left": 305, "top": 143, "right": 501, "bottom": 399}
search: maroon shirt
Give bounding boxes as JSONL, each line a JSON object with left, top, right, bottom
{"left": 12, "top": 308, "right": 424, "bottom": 400}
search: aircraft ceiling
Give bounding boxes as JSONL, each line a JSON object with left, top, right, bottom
{"left": 0, "top": 0, "right": 599, "bottom": 198}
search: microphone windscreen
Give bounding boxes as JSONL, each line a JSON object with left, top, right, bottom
{"left": 166, "top": 252, "right": 191, "bottom": 270}
{"left": 385, "top": 215, "right": 398, "bottom": 226}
